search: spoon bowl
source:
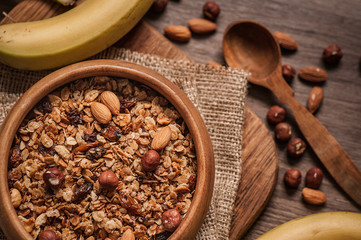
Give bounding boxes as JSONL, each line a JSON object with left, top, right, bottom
{"left": 223, "top": 20, "right": 361, "bottom": 207}
{"left": 223, "top": 20, "right": 280, "bottom": 85}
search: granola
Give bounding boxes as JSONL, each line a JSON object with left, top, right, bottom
{"left": 8, "top": 76, "right": 197, "bottom": 240}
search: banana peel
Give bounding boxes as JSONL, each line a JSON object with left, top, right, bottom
{"left": 0, "top": 0, "right": 154, "bottom": 70}
{"left": 257, "top": 212, "right": 361, "bottom": 240}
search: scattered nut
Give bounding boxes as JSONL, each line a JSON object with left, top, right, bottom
{"left": 99, "top": 170, "right": 119, "bottom": 190}
{"left": 99, "top": 91, "right": 121, "bottom": 115}
{"left": 305, "top": 167, "right": 323, "bottom": 189}
{"left": 273, "top": 31, "right": 298, "bottom": 51}
{"left": 43, "top": 168, "right": 65, "bottom": 189}
{"left": 282, "top": 64, "right": 296, "bottom": 82}
{"left": 307, "top": 86, "right": 323, "bottom": 114}
{"left": 90, "top": 102, "right": 112, "bottom": 124}
{"left": 38, "top": 230, "right": 60, "bottom": 240}
{"left": 284, "top": 168, "right": 302, "bottom": 188}
{"left": 152, "top": 0, "right": 168, "bottom": 13}
{"left": 267, "top": 105, "right": 286, "bottom": 124}
{"left": 141, "top": 150, "right": 161, "bottom": 172}
{"left": 151, "top": 126, "right": 172, "bottom": 150}
{"left": 299, "top": 66, "right": 328, "bottom": 82}
{"left": 323, "top": 44, "right": 343, "bottom": 64}
{"left": 164, "top": 25, "right": 191, "bottom": 43}
{"left": 302, "top": 187, "right": 327, "bottom": 205}
{"left": 10, "top": 188, "right": 22, "bottom": 208}
{"left": 203, "top": 1, "right": 220, "bottom": 21}
{"left": 162, "top": 209, "right": 182, "bottom": 232}
{"left": 274, "top": 122, "right": 292, "bottom": 142}
{"left": 188, "top": 18, "right": 217, "bottom": 34}
{"left": 287, "top": 138, "right": 306, "bottom": 157}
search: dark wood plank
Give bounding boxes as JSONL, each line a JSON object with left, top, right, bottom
{"left": 0, "top": 1, "right": 278, "bottom": 239}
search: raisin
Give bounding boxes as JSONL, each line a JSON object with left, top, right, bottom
{"left": 119, "top": 191, "right": 143, "bottom": 216}
{"left": 154, "top": 231, "right": 172, "bottom": 240}
{"left": 38, "top": 144, "right": 56, "bottom": 156}
{"left": 101, "top": 125, "right": 121, "bottom": 141}
{"left": 85, "top": 146, "right": 106, "bottom": 160}
{"left": 119, "top": 98, "right": 137, "bottom": 112}
{"left": 36, "top": 96, "right": 53, "bottom": 114}
{"left": 188, "top": 175, "right": 197, "bottom": 191}
{"left": 84, "top": 133, "right": 97, "bottom": 142}
{"left": 66, "top": 109, "right": 83, "bottom": 126}
{"left": 9, "top": 145, "right": 22, "bottom": 169}
{"left": 73, "top": 182, "right": 93, "bottom": 203}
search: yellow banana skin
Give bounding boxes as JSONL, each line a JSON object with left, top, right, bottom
{"left": 256, "top": 212, "right": 361, "bottom": 240}
{"left": 0, "top": 0, "right": 154, "bottom": 70}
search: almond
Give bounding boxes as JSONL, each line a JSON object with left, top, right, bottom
{"left": 302, "top": 187, "right": 327, "bottom": 205}
{"left": 299, "top": 67, "right": 328, "bottom": 82}
{"left": 90, "top": 102, "right": 112, "bottom": 124}
{"left": 121, "top": 229, "right": 135, "bottom": 240}
{"left": 164, "top": 25, "right": 191, "bottom": 43}
{"left": 308, "top": 86, "right": 324, "bottom": 114}
{"left": 188, "top": 18, "right": 217, "bottom": 34}
{"left": 274, "top": 31, "right": 298, "bottom": 51}
{"left": 151, "top": 126, "right": 172, "bottom": 150}
{"left": 99, "top": 91, "right": 120, "bottom": 115}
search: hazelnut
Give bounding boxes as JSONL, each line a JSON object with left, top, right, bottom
{"left": 203, "top": 1, "right": 220, "bottom": 21}
{"left": 162, "top": 209, "right": 182, "bottom": 232}
{"left": 267, "top": 105, "right": 286, "bottom": 124}
{"left": 43, "top": 168, "right": 65, "bottom": 189}
{"left": 323, "top": 44, "right": 343, "bottom": 64}
{"left": 141, "top": 150, "right": 160, "bottom": 172}
{"left": 38, "top": 230, "right": 60, "bottom": 240}
{"left": 284, "top": 168, "right": 302, "bottom": 188}
{"left": 274, "top": 122, "right": 292, "bottom": 142}
{"left": 99, "top": 170, "right": 119, "bottom": 190}
{"left": 305, "top": 167, "right": 323, "bottom": 189}
{"left": 282, "top": 64, "right": 296, "bottom": 82}
{"left": 287, "top": 138, "right": 306, "bottom": 157}
{"left": 152, "top": 0, "right": 168, "bottom": 13}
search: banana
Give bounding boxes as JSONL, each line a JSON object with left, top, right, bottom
{"left": 0, "top": 0, "right": 154, "bottom": 70}
{"left": 257, "top": 211, "right": 361, "bottom": 240}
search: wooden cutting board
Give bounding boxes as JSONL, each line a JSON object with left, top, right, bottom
{"left": 0, "top": 1, "right": 278, "bottom": 239}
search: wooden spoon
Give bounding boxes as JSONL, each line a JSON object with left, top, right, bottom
{"left": 223, "top": 20, "right": 361, "bottom": 206}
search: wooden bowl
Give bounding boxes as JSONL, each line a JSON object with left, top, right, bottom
{"left": 0, "top": 59, "right": 215, "bottom": 239}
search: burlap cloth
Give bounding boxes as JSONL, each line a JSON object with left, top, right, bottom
{"left": 0, "top": 48, "right": 249, "bottom": 240}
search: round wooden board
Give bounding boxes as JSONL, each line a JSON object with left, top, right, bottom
{"left": 1, "top": 2, "right": 279, "bottom": 239}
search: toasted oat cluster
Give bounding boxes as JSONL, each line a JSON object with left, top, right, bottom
{"left": 7, "top": 77, "right": 197, "bottom": 240}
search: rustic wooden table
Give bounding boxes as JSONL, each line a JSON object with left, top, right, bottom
{"left": 1, "top": 0, "right": 361, "bottom": 239}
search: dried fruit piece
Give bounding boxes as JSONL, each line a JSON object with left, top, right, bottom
{"left": 299, "top": 67, "right": 328, "bottom": 82}
{"left": 86, "top": 146, "right": 106, "bottom": 160}
{"left": 164, "top": 25, "right": 191, "bottom": 43}
{"left": 90, "top": 102, "right": 112, "bottom": 124}
{"left": 323, "top": 44, "right": 343, "bottom": 64}
{"left": 101, "top": 125, "right": 122, "bottom": 141}
{"left": 151, "top": 126, "right": 172, "bottom": 150}
{"left": 36, "top": 96, "right": 53, "bottom": 114}
{"left": 99, "top": 91, "right": 120, "bottom": 115}
{"left": 73, "top": 182, "right": 93, "bottom": 203}
{"left": 307, "top": 86, "right": 323, "bottom": 114}
{"left": 119, "top": 192, "right": 143, "bottom": 216}
{"left": 274, "top": 31, "right": 298, "bottom": 51}
{"left": 9, "top": 145, "right": 22, "bottom": 169}
{"left": 203, "top": 1, "right": 220, "bottom": 21}
{"left": 119, "top": 98, "right": 137, "bottom": 112}
{"left": 67, "top": 109, "right": 83, "bottom": 126}
{"left": 188, "top": 18, "right": 217, "bottom": 34}
{"left": 302, "top": 187, "right": 327, "bottom": 205}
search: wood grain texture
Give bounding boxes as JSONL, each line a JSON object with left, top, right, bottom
{"left": 1, "top": 0, "right": 361, "bottom": 239}
{"left": 0, "top": 0, "right": 278, "bottom": 239}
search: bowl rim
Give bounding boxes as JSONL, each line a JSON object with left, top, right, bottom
{"left": 0, "top": 59, "right": 215, "bottom": 240}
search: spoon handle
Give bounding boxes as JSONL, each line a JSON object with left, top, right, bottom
{"left": 271, "top": 74, "right": 361, "bottom": 206}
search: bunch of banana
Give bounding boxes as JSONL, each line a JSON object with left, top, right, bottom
{"left": 256, "top": 211, "right": 361, "bottom": 240}
{"left": 0, "top": 0, "right": 154, "bottom": 70}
